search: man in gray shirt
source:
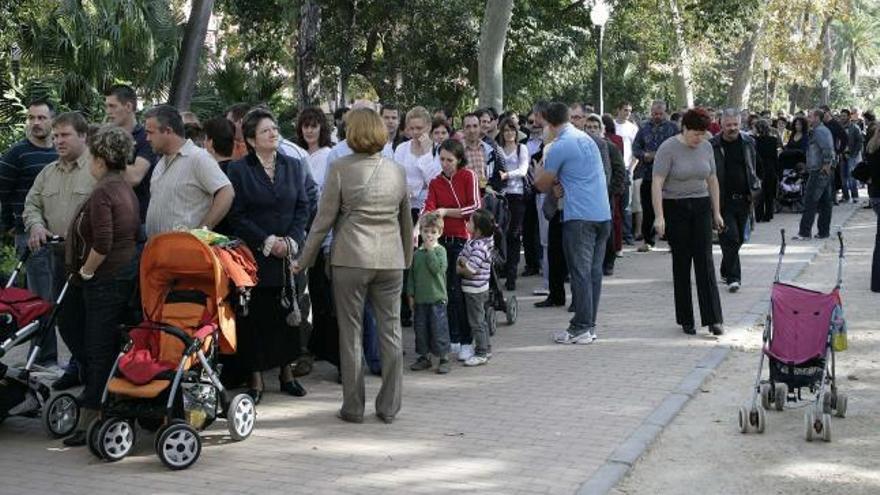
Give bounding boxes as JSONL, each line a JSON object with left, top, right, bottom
{"left": 795, "top": 108, "right": 835, "bottom": 240}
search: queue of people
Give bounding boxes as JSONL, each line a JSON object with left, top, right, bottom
{"left": 2, "top": 88, "right": 879, "bottom": 437}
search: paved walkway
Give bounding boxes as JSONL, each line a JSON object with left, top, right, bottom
{"left": 0, "top": 202, "right": 862, "bottom": 495}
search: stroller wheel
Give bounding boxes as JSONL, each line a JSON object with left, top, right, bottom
{"left": 804, "top": 409, "right": 815, "bottom": 442}
{"left": 98, "top": 418, "right": 137, "bottom": 462}
{"left": 487, "top": 305, "right": 497, "bottom": 336}
{"left": 157, "top": 423, "right": 201, "bottom": 470}
{"left": 753, "top": 406, "right": 766, "bottom": 434}
{"left": 227, "top": 393, "right": 256, "bottom": 441}
{"left": 822, "top": 392, "right": 834, "bottom": 415}
{"left": 42, "top": 392, "right": 79, "bottom": 438}
{"left": 759, "top": 383, "right": 772, "bottom": 410}
{"left": 821, "top": 413, "right": 832, "bottom": 442}
{"left": 505, "top": 296, "right": 518, "bottom": 325}
{"left": 773, "top": 383, "right": 787, "bottom": 412}
{"left": 737, "top": 406, "right": 749, "bottom": 433}
{"left": 87, "top": 418, "right": 106, "bottom": 459}
{"left": 834, "top": 393, "right": 848, "bottom": 418}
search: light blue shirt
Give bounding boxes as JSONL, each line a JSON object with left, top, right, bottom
{"left": 544, "top": 124, "right": 611, "bottom": 222}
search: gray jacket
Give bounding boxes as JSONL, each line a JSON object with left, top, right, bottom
{"left": 709, "top": 131, "right": 761, "bottom": 208}
{"left": 806, "top": 123, "right": 835, "bottom": 172}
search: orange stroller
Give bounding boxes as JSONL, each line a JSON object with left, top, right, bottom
{"left": 87, "top": 232, "right": 256, "bottom": 469}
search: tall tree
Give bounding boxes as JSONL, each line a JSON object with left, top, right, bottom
{"left": 724, "top": 14, "right": 766, "bottom": 110}
{"left": 667, "top": 0, "right": 693, "bottom": 108}
{"left": 296, "top": 0, "right": 322, "bottom": 108}
{"left": 478, "top": 0, "right": 514, "bottom": 111}
{"left": 170, "top": 0, "right": 214, "bottom": 110}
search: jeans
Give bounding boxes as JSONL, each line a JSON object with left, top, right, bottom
{"left": 62, "top": 263, "right": 136, "bottom": 409}
{"left": 413, "top": 302, "right": 450, "bottom": 358}
{"left": 562, "top": 220, "right": 611, "bottom": 334}
{"left": 440, "top": 237, "right": 470, "bottom": 345}
{"left": 640, "top": 179, "right": 656, "bottom": 245}
{"left": 719, "top": 198, "right": 751, "bottom": 284}
{"left": 504, "top": 194, "right": 526, "bottom": 283}
{"left": 14, "top": 234, "right": 62, "bottom": 367}
{"left": 463, "top": 291, "right": 490, "bottom": 356}
{"left": 843, "top": 155, "right": 860, "bottom": 200}
{"left": 871, "top": 199, "right": 880, "bottom": 292}
{"left": 664, "top": 197, "right": 724, "bottom": 327}
{"left": 799, "top": 170, "right": 834, "bottom": 238}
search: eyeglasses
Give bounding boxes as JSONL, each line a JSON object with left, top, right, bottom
{"left": 572, "top": 115, "right": 586, "bottom": 120}
{"left": 527, "top": 120, "right": 535, "bottom": 125}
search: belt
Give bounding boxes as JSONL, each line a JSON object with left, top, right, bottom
{"left": 729, "top": 193, "right": 751, "bottom": 200}
{"left": 441, "top": 236, "right": 467, "bottom": 244}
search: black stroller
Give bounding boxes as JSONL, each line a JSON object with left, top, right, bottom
{"left": 481, "top": 190, "right": 518, "bottom": 334}
{"left": 776, "top": 149, "right": 807, "bottom": 213}
{"left": 0, "top": 237, "right": 78, "bottom": 438}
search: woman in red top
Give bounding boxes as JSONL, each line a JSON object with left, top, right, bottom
{"left": 422, "top": 139, "right": 480, "bottom": 358}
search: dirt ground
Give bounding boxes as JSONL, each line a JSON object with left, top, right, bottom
{"left": 612, "top": 210, "right": 880, "bottom": 495}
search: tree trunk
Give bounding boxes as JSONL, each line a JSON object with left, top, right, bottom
{"left": 820, "top": 14, "right": 834, "bottom": 105}
{"left": 849, "top": 49, "right": 857, "bottom": 87}
{"left": 296, "top": 0, "right": 321, "bottom": 109}
{"left": 169, "top": 0, "right": 214, "bottom": 111}
{"left": 667, "top": 0, "right": 693, "bottom": 108}
{"left": 724, "top": 15, "right": 766, "bottom": 110}
{"left": 478, "top": 0, "right": 514, "bottom": 111}
{"left": 337, "top": 0, "right": 358, "bottom": 108}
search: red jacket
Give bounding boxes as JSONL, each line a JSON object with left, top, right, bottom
{"left": 422, "top": 168, "right": 481, "bottom": 239}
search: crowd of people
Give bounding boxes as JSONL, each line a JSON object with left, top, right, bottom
{"left": 1, "top": 85, "right": 879, "bottom": 436}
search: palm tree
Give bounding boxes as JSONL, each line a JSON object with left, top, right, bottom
{"left": 833, "top": 5, "right": 880, "bottom": 86}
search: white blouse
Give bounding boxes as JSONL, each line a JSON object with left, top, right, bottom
{"left": 501, "top": 144, "right": 530, "bottom": 195}
{"left": 393, "top": 140, "right": 441, "bottom": 210}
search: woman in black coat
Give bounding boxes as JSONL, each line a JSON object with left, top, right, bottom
{"left": 865, "top": 124, "right": 880, "bottom": 292}
{"left": 754, "top": 119, "right": 780, "bottom": 222}
{"left": 227, "top": 108, "right": 311, "bottom": 404}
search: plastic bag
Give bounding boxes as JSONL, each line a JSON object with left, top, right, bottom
{"left": 830, "top": 305, "right": 847, "bottom": 352}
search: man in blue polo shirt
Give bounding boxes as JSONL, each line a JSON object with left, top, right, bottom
{"left": 535, "top": 102, "right": 611, "bottom": 345}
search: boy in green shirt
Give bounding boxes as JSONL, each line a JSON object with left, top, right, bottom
{"left": 407, "top": 212, "right": 451, "bottom": 374}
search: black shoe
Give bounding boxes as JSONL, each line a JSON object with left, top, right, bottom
{"left": 51, "top": 373, "right": 82, "bottom": 391}
{"left": 709, "top": 324, "right": 724, "bottom": 336}
{"left": 603, "top": 267, "right": 614, "bottom": 276}
{"left": 280, "top": 379, "right": 307, "bottom": 397}
{"left": 534, "top": 298, "right": 564, "bottom": 308}
{"left": 567, "top": 304, "right": 574, "bottom": 313}
{"left": 337, "top": 410, "right": 364, "bottom": 424}
{"left": 504, "top": 280, "right": 516, "bottom": 291}
{"left": 246, "top": 388, "right": 263, "bottom": 405}
{"left": 62, "top": 430, "right": 87, "bottom": 447}
{"left": 682, "top": 324, "right": 696, "bottom": 335}
{"left": 521, "top": 267, "right": 540, "bottom": 277}
{"left": 376, "top": 412, "right": 394, "bottom": 424}
{"left": 401, "top": 317, "right": 413, "bottom": 328}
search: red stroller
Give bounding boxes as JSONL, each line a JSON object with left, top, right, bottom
{"left": 0, "top": 237, "right": 78, "bottom": 438}
{"left": 738, "top": 229, "right": 848, "bottom": 441}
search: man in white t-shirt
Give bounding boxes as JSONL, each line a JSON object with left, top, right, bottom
{"left": 615, "top": 102, "right": 640, "bottom": 245}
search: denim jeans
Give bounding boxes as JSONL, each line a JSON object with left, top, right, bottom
{"left": 413, "top": 302, "right": 450, "bottom": 358}
{"left": 14, "top": 234, "right": 63, "bottom": 366}
{"left": 872, "top": 199, "right": 880, "bottom": 292}
{"left": 799, "top": 170, "right": 834, "bottom": 238}
{"left": 562, "top": 220, "right": 611, "bottom": 334}
{"left": 843, "top": 155, "right": 861, "bottom": 200}
{"left": 463, "top": 291, "right": 491, "bottom": 356}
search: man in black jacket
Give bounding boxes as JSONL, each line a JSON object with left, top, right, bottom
{"left": 820, "top": 105, "right": 848, "bottom": 204}
{"left": 710, "top": 109, "right": 761, "bottom": 293}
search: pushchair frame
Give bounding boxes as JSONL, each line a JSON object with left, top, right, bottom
{"left": 481, "top": 189, "right": 518, "bottom": 334}
{"left": 738, "top": 229, "right": 847, "bottom": 441}
{"left": 0, "top": 237, "right": 78, "bottom": 438}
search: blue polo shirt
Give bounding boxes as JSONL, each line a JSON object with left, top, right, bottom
{"left": 544, "top": 124, "right": 610, "bottom": 222}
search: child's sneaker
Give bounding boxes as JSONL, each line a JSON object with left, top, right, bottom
{"left": 463, "top": 354, "right": 489, "bottom": 366}
{"left": 436, "top": 358, "right": 451, "bottom": 374}
{"left": 409, "top": 356, "right": 432, "bottom": 371}
{"left": 458, "top": 344, "right": 475, "bottom": 362}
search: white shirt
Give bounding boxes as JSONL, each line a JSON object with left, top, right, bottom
{"left": 501, "top": 144, "right": 530, "bottom": 195}
{"left": 393, "top": 140, "right": 440, "bottom": 210}
{"left": 308, "top": 147, "right": 332, "bottom": 192}
{"left": 615, "top": 119, "right": 639, "bottom": 168}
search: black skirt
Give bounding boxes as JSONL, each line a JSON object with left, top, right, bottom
{"left": 236, "top": 286, "right": 302, "bottom": 372}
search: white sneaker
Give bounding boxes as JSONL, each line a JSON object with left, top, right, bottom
{"left": 463, "top": 355, "right": 489, "bottom": 366}
{"left": 450, "top": 343, "right": 461, "bottom": 355}
{"left": 533, "top": 287, "right": 550, "bottom": 296}
{"left": 458, "top": 344, "right": 475, "bottom": 361}
{"left": 553, "top": 330, "right": 573, "bottom": 344}
{"left": 728, "top": 281, "right": 740, "bottom": 293}
{"left": 572, "top": 331, "right": 597, "bottom": 345}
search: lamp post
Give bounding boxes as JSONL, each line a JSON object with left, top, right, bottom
{"left": 762, "top": 57, "right": 770, "bottom": 112}
{"left": 590, "top": 0, "right": 611, "bottom": 115}
{"left": 821, "top": 78, "right": 830, "bottom": 105}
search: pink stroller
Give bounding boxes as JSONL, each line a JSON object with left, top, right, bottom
{"left": 738, "top": 229, "right": 848, "bottom": 441}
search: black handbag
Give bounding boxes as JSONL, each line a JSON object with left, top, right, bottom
{"left": 852, "top": 160, "right": 870, "bottom": 183}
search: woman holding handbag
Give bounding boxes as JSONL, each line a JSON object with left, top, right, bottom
{"left": 294, "top": 108, "right": 413, "bottom": 424}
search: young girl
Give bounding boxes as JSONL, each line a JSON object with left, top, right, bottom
{"left": 456, "top": 209, "right": 495, "bottom": 366}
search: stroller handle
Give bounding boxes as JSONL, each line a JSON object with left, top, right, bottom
{"left": 779, "top": 229, "right": 786, "bottom": 256}
{"left": 837, "top": 230, "right": 844, "bottom": 258}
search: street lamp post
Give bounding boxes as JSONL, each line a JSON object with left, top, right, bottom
{"left": 591, "top": 1, "right": 611, "bottom": 115}
{"left": 762, "top": 57, "right": 770, "bottom": 112}
{"left": 821, "top": 78, "right": 830, "bottom": 105}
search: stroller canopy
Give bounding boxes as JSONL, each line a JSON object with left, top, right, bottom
{"left": 140, "top": 232, "right": 236, "bottom": 353}
{"left": 766, "top": 283, "right": 840, "bottom": 365}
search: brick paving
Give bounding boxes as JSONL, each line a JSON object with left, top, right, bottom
{"left": 0, "top": 203, "right": 861, "bottom": 494}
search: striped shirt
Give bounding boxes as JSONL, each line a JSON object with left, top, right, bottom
{"left": 459, "top": 236, "right": 494, "bottom": 293}
{"left": 0, "top": 139, "right": 58, "bottom": 233}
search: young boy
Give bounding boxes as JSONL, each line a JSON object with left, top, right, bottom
{"left": 407, "top": 212, "right": 451, "bottom": 374}
{"left": 457, "top": 209, "right": 495, "bottom": 367}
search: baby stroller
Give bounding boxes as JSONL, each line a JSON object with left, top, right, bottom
{"left": 738, "top": 229, "right": 848, "bottom": 441}
{"left": 87, "top": 232, "right": 256, "bottom": 469}
{"left": 0, "top": 237, "right": 78, "bottom": 438}
{"left": 481, "top": 190, "right": 518, "bottom": 335}
{"left": 776, "top": 149, "right": 807, "bottom": 213}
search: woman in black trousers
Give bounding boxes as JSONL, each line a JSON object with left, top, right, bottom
{"left": 651, "top": 108, "right": 724, "bottom": 336}
{"left": 754, "top": 119, "right": 780, "bottom": 222}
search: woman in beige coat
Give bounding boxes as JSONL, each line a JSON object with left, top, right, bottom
{"left": 294, "top": 108, "right": 413, "bottom": 424}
